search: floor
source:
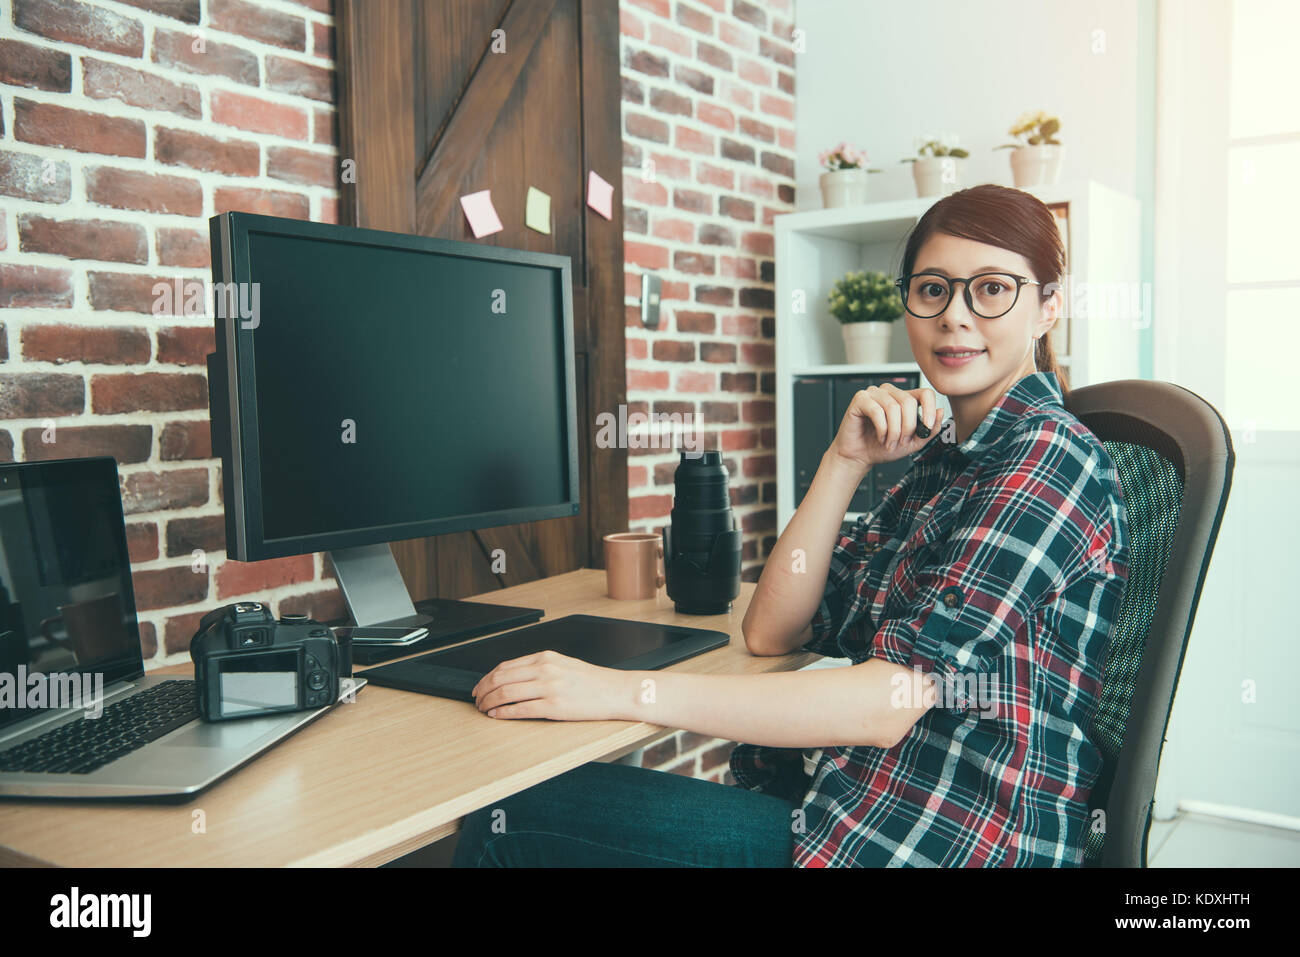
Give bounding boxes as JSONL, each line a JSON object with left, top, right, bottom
{"left": 1146, "top": 811, "right": 1300, "bottom": 867}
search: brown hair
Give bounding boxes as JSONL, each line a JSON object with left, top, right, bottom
{"left": 898, "top": 183, "right": 1070, "bottom": 401}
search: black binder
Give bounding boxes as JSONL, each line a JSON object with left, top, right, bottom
{"left": 792, "top": 377, "right": 833, "bottom": 507}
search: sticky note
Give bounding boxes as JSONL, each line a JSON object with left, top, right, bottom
{"left": 587, "top": 170, "right": 613, "bottom": 220}
{"left": 526, "top": 186, "right": 551, "bottom": 234}
{"left": 459, "top": 189, "right": 503, "bottom": 238}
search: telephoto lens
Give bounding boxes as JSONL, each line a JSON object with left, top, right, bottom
{"left": 662, "top": 450, "right": 742, "bottom": 614}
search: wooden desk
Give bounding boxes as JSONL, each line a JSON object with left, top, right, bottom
{"left": 0, "top": 569, "right": 816, "bottom": 867}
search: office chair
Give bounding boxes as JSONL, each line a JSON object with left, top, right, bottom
{"left": 1065, "top": 378, "right": 1235, "bottom": 867}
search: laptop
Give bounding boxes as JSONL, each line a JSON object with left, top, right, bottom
{"left": 0, "top": 457, "right": 363, "bottom": 799}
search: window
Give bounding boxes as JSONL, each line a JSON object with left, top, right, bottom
{"left": 1224, "top": 0, "right": 1300, "bottom": 429}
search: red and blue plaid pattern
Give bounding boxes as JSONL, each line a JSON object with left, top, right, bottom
{"left": 731, "top": 372, "right": 1130, "bottom": 866}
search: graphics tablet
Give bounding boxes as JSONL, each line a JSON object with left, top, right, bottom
{"left": 358, "top": 614, "right": 732, "bottom": 703}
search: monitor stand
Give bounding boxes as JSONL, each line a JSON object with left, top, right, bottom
{"left": 329, "top": 543, "right": 543, "bottom": 665}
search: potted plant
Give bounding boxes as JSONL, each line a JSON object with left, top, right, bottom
{"left": 828, "top": 270, "right": 903, "bottom": 365}
{"left": 900, "top": 132, "right": 969, "bottom": 197}
{"left": 818, "top": 142, "right": 882, "bottom": 208}
{"left": 994, "top": 110, "right": 1064, "bottom": 187}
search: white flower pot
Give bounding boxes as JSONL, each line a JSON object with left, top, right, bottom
{"left": 912, "top": 156, "right": 963, "bottom": 197}
{"left": 841, "top": 321, "right": 892, "bottom": 364}
{"left": 1009, "top": 144, "right": 1064, "bottom": 187}
{"left": 819, "top": 168, "right": 871, "bottom": 208}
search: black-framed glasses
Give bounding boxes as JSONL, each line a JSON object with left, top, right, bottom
{"left": 893, "top": 271, "right": 1040, "bottom": 319}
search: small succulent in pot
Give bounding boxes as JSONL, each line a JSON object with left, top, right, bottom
{"left": 995, "top": 111, "right": 1065, "bottom": 186}
{"left": 994, "top": 110, "right": 1061, "bottom": 149}
{"left": 828, "top": 270, "right": 904, "bottom": 323}
{"left": 818, "top": 142, "right": 882, "bottom": 172}
{"left": 902, "top": 132, "right": 969, "bottom": 196}
{"left": 901, "top": 131, "right": 970, "bottom": 162}
{"left": 829, "top": 270, "right": 903, "bottom": 365}
{"left": 818, "top": 143, "right": 882, "bottom": 208}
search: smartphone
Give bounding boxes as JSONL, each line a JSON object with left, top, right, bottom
{"left": 333, "top": 626, "right": 430, "bottom": 645}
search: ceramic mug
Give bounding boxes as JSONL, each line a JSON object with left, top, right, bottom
{"left": 603, "top": 532, "right": 665, "bottom": 600}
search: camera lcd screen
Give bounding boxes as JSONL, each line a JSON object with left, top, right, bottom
{"left": 217, "top": 650, "right": 299, "bottom": 717}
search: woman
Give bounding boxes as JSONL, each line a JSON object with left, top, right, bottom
{"left": 451, "top": 184, "right": 1130, "bottom": 867}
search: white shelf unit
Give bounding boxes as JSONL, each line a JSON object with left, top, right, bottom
{"left": 775, "top": 179, "right": 1142, "bottom": 533}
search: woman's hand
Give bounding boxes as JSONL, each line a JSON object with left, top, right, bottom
{"left": 472, "top": 649, "right": 635, "bottom": 721}
{"left": 830, "top": 383, "right": 943, "bottom": 471}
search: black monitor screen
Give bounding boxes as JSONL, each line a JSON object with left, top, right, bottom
{"left": 242, "top": 230, "right": 573, "bottom": 544}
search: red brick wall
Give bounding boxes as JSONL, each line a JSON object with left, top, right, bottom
{"left": 0, "top": 0, "right": 341, "bottom": 663}
{"left": 619, "top": 0, "right": 796, "bottom": 784}
{"left": 0, "top": 0, "right": 795, "bottom": 790}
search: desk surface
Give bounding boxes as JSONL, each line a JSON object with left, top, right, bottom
{"left": 0, "top": 569, "right": 816, "bottom": 867}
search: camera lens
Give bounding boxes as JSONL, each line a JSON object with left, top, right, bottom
{"left": 663, "top": 450, "right": 742, "bottom": 614}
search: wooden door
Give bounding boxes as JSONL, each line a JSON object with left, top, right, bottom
{"left": 334, "top": 0, "right": 627, "bottom": 599}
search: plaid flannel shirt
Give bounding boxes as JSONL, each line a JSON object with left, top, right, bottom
{"left": 730, "top": 371, "right": 1130, "bottom": 866}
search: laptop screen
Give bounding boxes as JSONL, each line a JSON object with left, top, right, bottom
{"left": 0, "top": 458, "right": 145, "bottom": 731}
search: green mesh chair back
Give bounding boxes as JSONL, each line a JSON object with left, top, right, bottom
{"left": 1065, "top": 379, "right": 1234, "bottom": 867}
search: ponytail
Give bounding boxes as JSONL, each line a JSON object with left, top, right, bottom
{"left": 1034, "top": 328, "right": 1071, "bottom": 403}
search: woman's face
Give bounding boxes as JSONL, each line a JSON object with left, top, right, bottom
{"left": 902, "top": 232, "right": 1058, "bottom": 402}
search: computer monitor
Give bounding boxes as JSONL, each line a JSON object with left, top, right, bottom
{"left": 207, "top": 212, "right": 579, "bottom": 632}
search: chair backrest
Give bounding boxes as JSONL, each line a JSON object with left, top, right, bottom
{"left": 1064, "top": 378, "right": 1235, "bottom": 867}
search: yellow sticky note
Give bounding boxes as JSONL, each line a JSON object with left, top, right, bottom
{"left": 525, "top": 186, "right": 551, "bottom": 234}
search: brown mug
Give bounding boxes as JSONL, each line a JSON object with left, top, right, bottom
{"left": 603, "top": 532, "right": 665, "bottom": 600}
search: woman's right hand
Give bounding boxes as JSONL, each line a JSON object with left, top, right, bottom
{"left": 829, "top": 382, "right": 943, "bottom": 471}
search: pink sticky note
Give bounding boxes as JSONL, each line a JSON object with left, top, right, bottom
{"left": 587, "top": 170, "right": 614, "bottom": 220}
{"left": 459, "top": 189, "right": 504, "bottom": 238}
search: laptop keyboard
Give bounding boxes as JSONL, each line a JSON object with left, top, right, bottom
{"left": 0, "top": 679, "right": 198, "bottom": 775}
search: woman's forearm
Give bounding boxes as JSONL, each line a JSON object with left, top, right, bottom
{"left": 614, "top": 661, "right": 932, "bottom": 749}
{"left": 741, "top": 449, "right": 868, "bottom": 655}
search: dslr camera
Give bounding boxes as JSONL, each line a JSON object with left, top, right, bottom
{"left": 190, "top": 602, "right": 350, "bottom": 722}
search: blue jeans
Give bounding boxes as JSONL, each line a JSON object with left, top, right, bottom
{"left": 451, "top": 759, "right": 799, "bottom": 867}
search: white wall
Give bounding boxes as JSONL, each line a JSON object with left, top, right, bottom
{"left": 1149, "top": 0, "right": 1300, "bottom": 831}
{"left": 793, "top": 0, "right": 1142, "bottom": 208}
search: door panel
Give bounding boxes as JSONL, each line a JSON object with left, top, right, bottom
{"left": 336, "top": 0, "right": 626, "bottom": 599}
{"left": 413, "top": 0, "right": 514, "bottom": 174}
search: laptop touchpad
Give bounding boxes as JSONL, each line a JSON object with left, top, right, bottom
{"left": 162, "top": 719, "right": 277, "bottom": 749}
